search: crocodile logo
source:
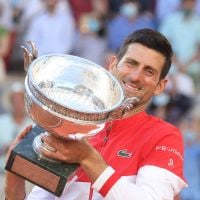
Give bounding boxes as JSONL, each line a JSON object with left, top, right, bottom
{"left": 117, "top": 149, "right": 132, "bottom": 158}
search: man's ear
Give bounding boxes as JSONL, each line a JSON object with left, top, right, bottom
{"left": 154, "top": 79, "right": 168, "bottom": 96}
{"left": 108, "top": 55, "right": 118, "bottom": 72}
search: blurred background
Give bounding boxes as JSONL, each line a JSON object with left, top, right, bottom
{"left": 0, "top": 0, "right": 200, "bottom": 199}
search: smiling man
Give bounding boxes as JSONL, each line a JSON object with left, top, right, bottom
{"left": 5, "top": 29, "right": 187, "bottom": 200}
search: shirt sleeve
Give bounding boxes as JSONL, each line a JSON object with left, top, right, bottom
{"left": 26, "top": 186, "right": 55, "bottom": 200}
{"left": 92, "top": 165, "right": 187, "bottom": 200}
{"left": 140, "top": 129, "right": 185, "bottom": 180}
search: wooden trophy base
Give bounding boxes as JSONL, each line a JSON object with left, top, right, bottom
{"left": 5, "top": 125, "right": 79, "bottom": 197}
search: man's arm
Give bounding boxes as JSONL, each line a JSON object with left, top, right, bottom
{"left": 92, "top": 165, "right": 187, "bottom": 199}
{"left": 40, "top": 134, "right": 108, "bottom": 183}
{"left": 4, "top": 126, "right": 32, "bottom": 200}
{"left": 5, "top": 172, "right": 26, "bottom": 200}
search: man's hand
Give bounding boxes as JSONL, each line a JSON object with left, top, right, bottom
{"left": 40, "top": 134, "right": 108, "bottom": 182}
{"left": 4, "top": 125, "right": 32, "bottom": 200}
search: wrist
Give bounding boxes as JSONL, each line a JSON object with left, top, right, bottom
{"left": 4, "top": 192, "right": 26, "bottom": 200}
{"left": 5, "top": 190, "right": 26, "bottom": 200}
{"left": 4, "top": 194, "right": 26, "bottom": 200}
{"left": 80, "top": 151, "right": 108, "bottom": 183}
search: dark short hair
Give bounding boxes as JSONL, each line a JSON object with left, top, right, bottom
{"left": 117, "top": 28, "right": 173, "bottom": 80}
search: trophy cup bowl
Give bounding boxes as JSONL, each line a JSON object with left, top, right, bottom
{"left": 5, "top": 41, "right": 139, "bottom": 196}
{"left": 25, "top": 54, "right": 124, "bottom": 138}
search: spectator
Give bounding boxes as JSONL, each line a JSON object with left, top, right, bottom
{"left": 73, "top": 1, "right": 108, "bottom": 66}
{"left": 155, "top": 0, "right": 181, "bottom": 25}
{"left": 159, "top": 0, "right": 200, "bottom": 91}
{"left": 0, "top": 82, "right": 33, "bottom": 173}
{"left": 164, "top": 68, "right": 195, "bottom": 126}
{"left": 107, "top": 0, "right": 156, "bottom": 53}
{"left": 139, "top": 0, "right": 156, "bottom": 14}
{"left": 24, "top": 0, "right": 76, "bottom": 55}
{"left": 68, "top": 0, "right": 93, "bottom": 25}
{"left": 5, "top": 0, "right": 43, "bottom": 72}
{"left": 179, "top": 116, "right": 200, "bottom": 200}
{"left": 0, "top": 0, "right": 13, "bottom": 78}
{"left": 149, "top": 69, "right": 195, "bottom": 126}
{"left": 107, "top": 0, "right": 123, "bottom": 18}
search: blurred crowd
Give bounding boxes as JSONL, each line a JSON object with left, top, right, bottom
{"left": 0, "top": 0, "right": 200, "bottom": 199}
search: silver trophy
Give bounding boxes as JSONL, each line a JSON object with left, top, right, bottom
{"left": 6, "top": 41, "right": 139, "bottom": 196}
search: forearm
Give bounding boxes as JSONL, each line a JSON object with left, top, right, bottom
{"left": 4, "top": 172, "right": 26, "bottom": 200}
{"left": 80, "top": 150, "right": 108, "bottom": 183}
{"left": 4, "top": 126, "right": 33, "bottom": 200}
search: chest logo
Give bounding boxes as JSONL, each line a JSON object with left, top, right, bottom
{"left": 168, "top": 158, "right": 175, "bottom": 168}
{"left": 117, "top": 149, "right": 132, "bottom": 158}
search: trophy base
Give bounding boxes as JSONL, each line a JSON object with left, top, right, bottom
{"left": 5, "top": 125, "right": 79, "bottom": 197}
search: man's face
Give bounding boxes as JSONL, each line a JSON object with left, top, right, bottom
{"left": 109, "top": 43, "right": 167, "bottom": 109}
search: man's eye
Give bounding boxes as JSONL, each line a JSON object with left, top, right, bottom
{"left": 127, "top": 62, "right": 137, "bottom": 67}
{"left": 145, "top": 69, "right": 154, "bottom": 76}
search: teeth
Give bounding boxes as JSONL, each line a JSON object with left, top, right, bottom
{"left": 124, "top": 82, "right": 139, "bottom": 91}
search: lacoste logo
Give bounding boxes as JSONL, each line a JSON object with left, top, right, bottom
{"left": 117, "top": 149, "right": 132, "bottom": 158}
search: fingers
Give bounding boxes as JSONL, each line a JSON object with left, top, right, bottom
{"left": 41, "top": 133, "right": 59, "bottom": 150}
{"left": 17, "top": 125, "right": 32, "bottom": 140}
{"left": 6, "top": 125, "right": 33, "bottom": 161}
{"left": 41, "top": 134, "right": 72, "bottom": 150}
{"left": 39, "top": 147, "right": 62, "bottom": 162}
{"left": 38, "top": 138, "right": 67, "bottom": 163}
{"left": 40, "top": 134, "right": 80, "bottom": 163}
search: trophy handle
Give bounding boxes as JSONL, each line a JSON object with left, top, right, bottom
{"left": 108, "top": 97, "right": 139, "bottom": 120}
{"left": 21, "top": 40, "right": 38, "bottom": 72}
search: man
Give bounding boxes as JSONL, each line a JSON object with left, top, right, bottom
{"left": 5, "top": 29, "right": 187, "bottom": 199}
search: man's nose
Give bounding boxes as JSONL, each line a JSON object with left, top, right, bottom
{"left": 129, "top": 69, "right": 142, "bottom": 81}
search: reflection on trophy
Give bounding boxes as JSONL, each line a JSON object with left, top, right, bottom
{"left": 5, "top": 41, "right": 139, "bottom": 196}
